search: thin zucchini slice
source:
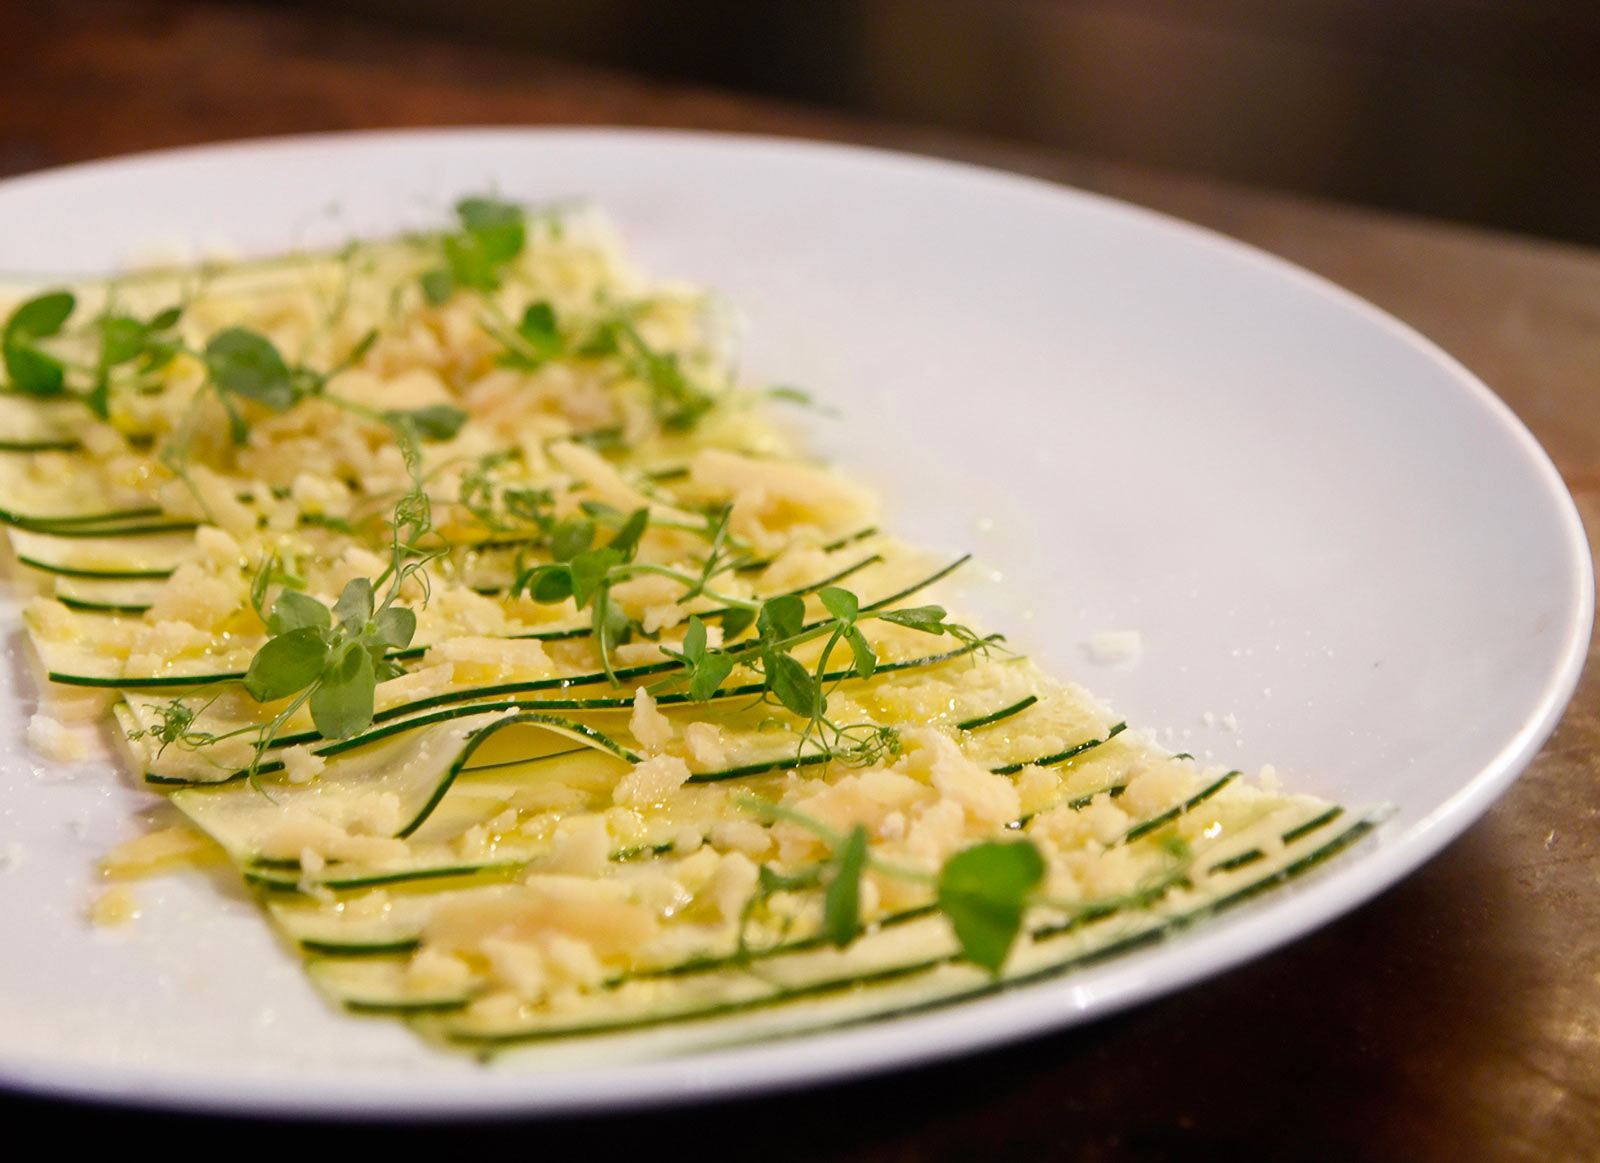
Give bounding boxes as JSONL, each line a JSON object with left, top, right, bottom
{"left": 383, "top": 807, "right": 1369, "bottom": 1051}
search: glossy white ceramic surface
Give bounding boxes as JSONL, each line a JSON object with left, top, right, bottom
{"left": 0, "top": 129, "right": 1587, "bottom": 1117}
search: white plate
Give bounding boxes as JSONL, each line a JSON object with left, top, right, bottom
{"left": 0, "top": 129, "right": 1589, "bottom": 1118}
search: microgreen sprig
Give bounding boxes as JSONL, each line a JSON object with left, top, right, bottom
{"left": 735, "top": 795, "right": 1048, "bottom": 974}
{"left": 479, "top": 295, "right": 718, "bottom": 432}
{"left": 420, "top": 197, "right": 527, "bottom": 306}
{"left": 508, "top": 503, "right": 757, "bottom": 679}
{"left": 1, "top": 290, "right": 183, "bottom": 413}
{"left": 1, "top": 291, "right": 75, "bottom": 396}
{"left": 508, "top": 505, "right": 987, "bottom": 764}
{"left": 735, "top": 796, "right": 1193, "bottom": 974}
{"left": 457, "top": 450, "right": 562, "bottom": 540}
{"left": 659, "top": 586, "right": 988, "bottom": 768}
{"left": 230, "top": 479, "right": 438, "bottom": 779}
{"left": 137, "top": 401, "right": 447, "bottom": 785}
{"left": 511, "top": 504, "right": 654, "bottom": 684}
{"left": 159, "top": 323, "right": 463, "bottom": 517}
{"left": 486, "top": 301, "right": 564, "bottom": 371}
{"left": 614, "top": 318, "right": 717, "bottom": 432}
{"left": 244, "top": 574, "right": 416, "bottom": 742}
{"left": 125, "top": 694, "right": 225, "bottom": 757}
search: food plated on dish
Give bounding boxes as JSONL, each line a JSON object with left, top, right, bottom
{"left": 2, "top": 196, "right": 1368, "bottom": 1058}
{"left": 0, "top": 130, "right": 1586, "bottom": 1115}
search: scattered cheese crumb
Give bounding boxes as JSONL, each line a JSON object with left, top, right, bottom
{"left": 629, "top": 687, "right": 674, "bottom": 752}
{"left": 280, "top": 745, "right": 327, "bottom": 785}
{"left": 683, "top": 721, "right": 727, "bottom": 768}
{"left": 540, "top": 815, "right": 611, "bottom": 876}
{"left": 27, "top": 713, "right": 87, "bottom": 762}
{"left": 708, "top": 818, "right": 773, "bottom": 860}
{"left": 671, "top": 827, "right": 703, "bottom": 855}
{"left": 408, "top": 948, "right": 474, "bottom": 995}
{"left": 614, "top": 754, "right": 691, "bottom": 806}
{"left": 1086, "top": 629, "right": 1143, "bottom": 669}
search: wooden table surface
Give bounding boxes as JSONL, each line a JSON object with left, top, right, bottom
{"left": 4, "top": 2, "right": 1597, "bottom": 1158}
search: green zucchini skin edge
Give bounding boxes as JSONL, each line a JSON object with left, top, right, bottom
{"left": 1, "top": 515, "right": 199, "bottom": 538}
{"left": 956, "top": 693, "right": 1039, "bottom": 731}
{"left": 135, "top": 638, "right": 1005, "bottom": 785}
{"left": 50, "top": 557, "right": 989, "bottom": 689}
{"left": 22, "top": 556, "right": 175, "bottom": 582}
{"left": 395, "top": 711, "right": 641, "bottom": 839}
{"left": 0, "top": 438, "right": 81, "bottom": 453}
{"left": 245, "top": 861, "right": 526, "bottom": 893}
{"left": 991, "top": 721, "right": 1126, "bottom": 776}
{"left": 283, "top": 746, "right": 1180, "bottom": 955}
{"left": 1119, "top": 770, "right": 1237, "bottom": 844}
{"left": 57, "top": 595, "right": 155, "bottom": 615}
{"left": 422, "top": 812, "right": 1375, "bottom": 1047}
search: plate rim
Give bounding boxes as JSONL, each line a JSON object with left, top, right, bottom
{"left": 0, "top": 125, "right": 1590, "bottom": 1119}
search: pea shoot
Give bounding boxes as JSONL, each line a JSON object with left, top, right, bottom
{"left": 736, "top": 795, "right": 1047, "bottom": 973}
{"left": 736, "top": 796, "right": 1195, "bottom": 975}
{"left": 420, "top": 196, "right": 528, "bottom": 306}
{"left": 660, "top": 584, "right": 989, "bottom": 769}
{"left": 2, "top": 290, "right": 183, "bottom": 414}
{"left": 159, "top": 323, "right": 463, "bottom": 517}
{"left": 457, "top": 456, "right": 543, "bottom": 532}
{"left": 508, "top": 502, "right": 988, "bottom": 766}
{"left": 129, "top": 444, "right": 443, "bottom": 785}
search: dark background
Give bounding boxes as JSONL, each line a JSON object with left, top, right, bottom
{"left": 272, "top": 0, "right": 1600, "bottom": 246}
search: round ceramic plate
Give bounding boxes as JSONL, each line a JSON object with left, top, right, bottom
{"left": 0, "top": 129, "right": 1589, "bottom": 1117}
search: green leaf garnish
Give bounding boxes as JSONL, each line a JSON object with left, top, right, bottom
{"left": 877, "top": 605, "right": 951, "bottom": 634}
{"left": 767, "top": 385, "right": 815, "bottom": 407}
{"left": 937, "top": 840, "right": 1046, "bottom": 973}
{"left": 844, "top": 625, "right": 877, "bottom": 680}
{"left": 3, "top": 290, "right": 74, "bottom": 395}
{"left": 309, "top": 643, "right": 377, "bottom": 740}
{"left": 4, "top": 344, "right": 65, "bottom": 396}
{"left": 149, "top": 305, "right": 183, "bottom": 331}
{"left": 551, "top": 518, "right": 596, "bottom": 562}
{"left": 719, "top": 607, "right": 756, "bottom": 641}
{"left": 608, "top": 506, "right": 650, "bottom": 559}
{"left": 456, "top": 197, "right": 524, "bottom": 247}
{"left": 373, "top": 605, "right": 417, "bottom": 650}
{"left": 818, "top": 586, "right": 858, "bottom": 622}
{"left": 758, "top": 594, "right": 806, "bottom": 642}
{"left": 822, "top": 825, "right": 870, "bottom": 947}
{"left": 425, "top": 196, "right": 527, "bottom": 302}
{"left": 512, "top": 302, "right": 563, "bottom": 364}
{"left": 204, "top": 327, "right": 298, "bottom": 412}
{"left": 382, "top": 404, "right": 468, "bottom": 442}
{"left": 266, "top": 589, "right": 332, "bottom": 636}
{"left": 7, "top": 291, "right": 75, "bottom": 339}
{"left": 244, "top": 627, "right": 330, "bottom": 703}
{"left": 420, "top": 267, "right": 454, "bottom": 307}
{"left": 98, "top": 316, "right": 150, "bottom": 366}
{"left": 332, "top": 577, "right": 375, "bottom": 626}
{"left": 767, "top": 652, "right": 820, "bottom": 719}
